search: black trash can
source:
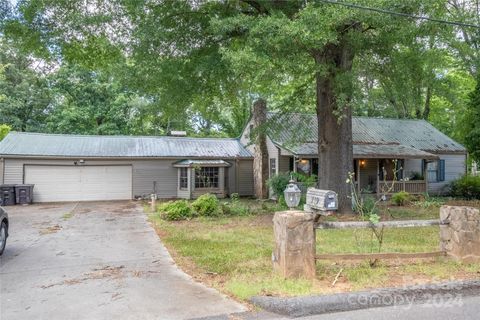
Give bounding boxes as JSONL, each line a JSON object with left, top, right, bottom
{"left": 15, "top": 184, "right": 34, "bottom": 205}
{"left": 0, "top": 184, "right": 16, "bottom": 206}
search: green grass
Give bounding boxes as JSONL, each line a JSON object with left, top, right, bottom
{"left": 62, "top": 212, "right": 74, "bottom": 220}
{"left": 316, "top": 226, "right": 439, "bottom": 254}
{"left": 149, "top": 198, "right": 480, "bottom": 300}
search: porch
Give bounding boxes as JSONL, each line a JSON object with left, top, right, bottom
{"left": 283, "top": 143, "right": 439, "bottom": 197}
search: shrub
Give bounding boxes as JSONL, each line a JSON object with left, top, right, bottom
{"left": 450, "top": 175, "right": 480, "bottom": 200}
{"left": 357, "top": 195, "right": 379, "bottom": 216}
{"left": 158, "top": 200, "right": 194, "bottom": 221}
{"left": 391, "top": 191, "right": 411, "bottom": 206}
{"left": 267, "top": 173, "right": 290, "bottom": 198}
{"left": 267, "top": 172, "right": 317, "bottom": 199}
{"left": 192, "top": 193, "right": 221, "bottom": 217}
{"left": 410, "top": 172, "right": 424, "bottom": 180}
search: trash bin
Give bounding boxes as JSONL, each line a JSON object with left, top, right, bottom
{"left": 15, "top": 184, "right": 34, "bottom": 205}
{"left": 0, "top": 184, "right": 16, "bottom": 206}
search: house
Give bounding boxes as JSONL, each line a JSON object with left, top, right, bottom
{"left": 240, "top": 113, "right": 467, "bottom": 196}
{"left": 0, "top": 132, "right": 254, "bottom": 202}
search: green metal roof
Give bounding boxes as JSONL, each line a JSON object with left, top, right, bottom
{"left": 267, "top": 113, "right": 466, "bottom": 156}
{"left": 0, "top": 132, "right": 253, "bottom": 158}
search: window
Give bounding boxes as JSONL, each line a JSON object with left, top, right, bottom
{"left": 195, "top": 167, "right": 219, "bottom": 188}
{"left": 426, "top": 160, "right": 445, "bottom": 182}
{"left": 270, "top": 158, "right": 276, "bottom": 177}
{"left": 179, "top": 168, "right": 188, "bottom": 189}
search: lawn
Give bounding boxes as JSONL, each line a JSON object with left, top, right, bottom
{"left": 149, "top": 198, "right": 480, "bottom": 300}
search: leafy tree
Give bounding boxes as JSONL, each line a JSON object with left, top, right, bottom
{"left": 0, "top": 124, "right": 10, "bottom": 140}
{"left": 46, "top": 64, "right": 159, "bottom": 135}
{"left": 2, "top": 1, "right": 474, "bottom": 211}
{"left": 0, "top": 39, "right": 51, "bottom": 132}
{"left": 463, "top": 74, "right": 480, "bottom": 162}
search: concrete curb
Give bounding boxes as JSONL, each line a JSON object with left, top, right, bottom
{"left": 250, "top": 279, "right": 480, "bottom": 318}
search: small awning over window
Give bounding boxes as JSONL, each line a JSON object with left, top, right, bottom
{"left": 173, "top": 159, "right": 231, "bottom": 167}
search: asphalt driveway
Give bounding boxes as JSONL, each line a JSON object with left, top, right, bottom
{"left": 0, "top": 201, "right": 245, "bottom": 320}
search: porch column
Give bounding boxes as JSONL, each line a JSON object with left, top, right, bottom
{"left": 423, "top": 159, "right": 429, "bottom": 195}
{"left": 356, "top": 159, "right": 361, "bottom": 194}
{"left": 376, "top": 159, "right": 380, "bottom": 198}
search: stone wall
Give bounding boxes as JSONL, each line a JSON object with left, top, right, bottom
{"left": 272, "top": 211, "right": 316, "bottom": 279}
{"left": 440, "top": 206, "right": 480, "bottom": 263}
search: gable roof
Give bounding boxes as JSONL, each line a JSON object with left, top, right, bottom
{"left": 266, "top": 113, "right": 466, "bottom": 156}
{"left": 0, "top": 132, "right": 252, "bottom": 159}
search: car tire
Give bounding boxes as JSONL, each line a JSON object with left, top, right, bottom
{"left": 0, "top": 221, "right": 7, "bottom": 256}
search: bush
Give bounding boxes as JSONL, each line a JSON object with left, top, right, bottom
{"left": 192, "top": 193, "right": 221, "bottom": 216}
{"left": 158, "top": 200, "right": 194, "bottom": 221}
{"left": 267, "top": 172, "right": 317, "bottom": 199}
{"left": 450, "top": 176, "right": 480, "bottom": 200}
{"left": 267, "top": 173, "right": 290, "bottom": 198}
{"left": 391, "top": 191, "right": 411, "bottom": 206}
{"left": 356, "top": 195, "right": 379, "bottom": 216}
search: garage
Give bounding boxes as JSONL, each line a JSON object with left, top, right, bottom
{"left": 24, "top": 165, "right": 132, "bottom": 202}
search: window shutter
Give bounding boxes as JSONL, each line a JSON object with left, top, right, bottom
{"left": 421, "top": 160, "right": 425, "bottom": 178}
{"left": 438, "top": 160, "right": 445, "bottom": 182}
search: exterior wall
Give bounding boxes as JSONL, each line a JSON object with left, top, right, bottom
{"left": 0, "top": 158, "right": 4, "bottom": 185}
{"left": 237, "top": 159, "right": 254, "bottom": 196}
{"left": 240, "top": 117, "right": 279, "bottom": 179}
{"left": 239, "top": 118, "right": 255, "bottom": 154}
{"left": 359, "top": 159, "right": 378, "bottom": 193}
{"left": 429, "top": 154, "right": 466, "bottom": 195}
{"left": 2, "top": 157, "right": 256, "bottom": 200}
{"left": 278, "top": 156, "right": 291, "bottom": 173}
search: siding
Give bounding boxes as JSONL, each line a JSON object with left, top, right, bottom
{"left": 0, "top": 158, "right": 3, "bottom": 184}
{"left": 267, "top": 136, "right": 279, "bottom": 177}
{"left": 428, "top": 154, "right": 466, "bottom": 195}
{"left": 239, "top": 119, "right": 255, "bottom": 154}
{"left": 238, "top": 159, "right": 254, "bottom": 196}
{"left": 278, "top": 156, "right": 291, "bottom": 173}
{"left": 3, "top": 157, "right": 254, "bottom": 200}
{"left": 359, "top": 159, "right": 378, "bottom": 192}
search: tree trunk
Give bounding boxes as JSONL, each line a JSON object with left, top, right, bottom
{"left": 314, "top": 40, "right": 355, "bottom": 214}
{"left": 252, "top": 98, "right": 269, "bottom": 199}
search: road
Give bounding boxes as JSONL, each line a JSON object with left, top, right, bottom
{"left": 273, "top": 295, "right": 480, "bottom": 320}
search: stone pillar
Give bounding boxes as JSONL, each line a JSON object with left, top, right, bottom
{"left": 440, "top": 206, "right": 480, "bottom": 263}
{"left": 272, "top": 210, "right": 316, "bottom": 279}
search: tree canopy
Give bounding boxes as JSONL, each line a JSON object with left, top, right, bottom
{"left": 0, "top": 0, "right": 479, "bottom": 205}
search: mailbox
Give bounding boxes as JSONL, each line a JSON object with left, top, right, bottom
{"left": 304, "top": 188, "right": 338, "bottom": 215}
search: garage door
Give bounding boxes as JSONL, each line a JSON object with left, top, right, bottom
{"left": 25, "top": 165, "right": 132, "bottom": 202}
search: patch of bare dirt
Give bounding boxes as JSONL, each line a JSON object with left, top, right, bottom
{"left": 39, "top": 224, "right": 62, "bottom": 235}
{"left": 40, "top": 265, "right": 126, "bottom": 289}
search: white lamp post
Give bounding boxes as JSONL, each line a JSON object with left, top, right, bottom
{"left": 284, "top": 179, "right": 302, "bottom": 210}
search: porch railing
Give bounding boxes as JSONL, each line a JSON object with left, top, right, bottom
{"left": 379, "top": 180, "right": 427, "bottom": 194}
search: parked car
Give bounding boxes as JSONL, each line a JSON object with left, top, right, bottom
{"left": 0, "top": 206, "right": 8, "bottom": 255}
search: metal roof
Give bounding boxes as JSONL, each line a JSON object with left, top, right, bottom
{"left": 267, "top": 113, "right": 466, "bottom": 155}
{"left": 173, "top": 159, "right": 231, "bottom": 167}
{"left": 0, "top": 132, "right": 252, "bottom": 158}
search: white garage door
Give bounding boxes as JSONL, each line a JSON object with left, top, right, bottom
{"left": 25, "top": 165, "right": 132, "bottom": 202}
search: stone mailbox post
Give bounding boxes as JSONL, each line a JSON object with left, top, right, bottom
{"left": 440, "top": 206, "right": 480, "bottom": 263}
{"left": 272, "top": 210, "right": 316, "bottom": 279}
